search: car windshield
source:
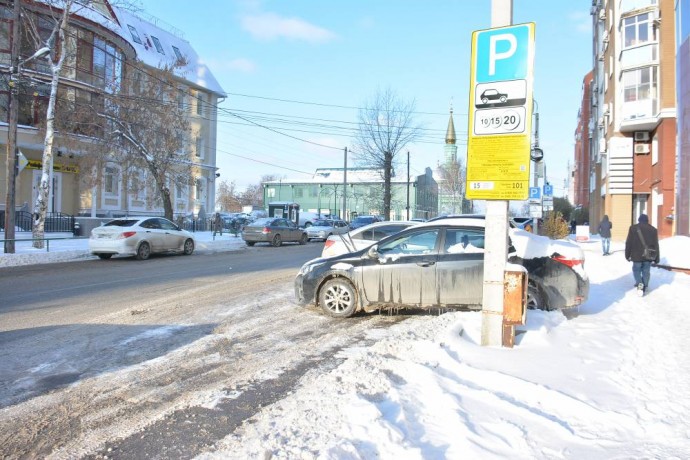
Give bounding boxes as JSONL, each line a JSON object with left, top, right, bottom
{"left": 353, "top": 217, "right": 374, "bottom": 224}
{"left": 250, "top": 218, "right": 273, "bottom": 226}
{"left": 313, "top": 219, "right": 332, "bottom": 226}
{"left": 104, "top": 219, "right": 139, "bottom": 227}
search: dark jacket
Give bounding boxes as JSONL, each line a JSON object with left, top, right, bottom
{"left": 625, "top": 222, "right": 659, "bottom": 263}
{"left": 597, "top": 216, "right": 612, "bottom": 238}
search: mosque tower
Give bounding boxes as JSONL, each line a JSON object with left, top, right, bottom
{"left": 443, "top": 106, "right": 457, "bottom": 165}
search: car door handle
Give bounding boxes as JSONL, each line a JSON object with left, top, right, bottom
{"left": 417, "top": 261, "right": 436, "bottom": 267}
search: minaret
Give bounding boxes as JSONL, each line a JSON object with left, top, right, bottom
{"left": 444, "top": 105, "right": 458, "bottom": 165}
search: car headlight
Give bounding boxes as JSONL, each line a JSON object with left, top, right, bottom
{"left": 298, "top": 259, "right": 323, "bottom": 276}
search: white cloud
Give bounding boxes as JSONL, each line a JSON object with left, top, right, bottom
{"left": 202, "top": 57, "right": 256, "bottom": 74}
{"left": 241, "top": 12, "right": 337, "bottom": 43}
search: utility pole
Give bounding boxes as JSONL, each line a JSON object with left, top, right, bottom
{"left": 4, "top": 0, "right": 21, "bottom": 254}
{"left": 481, "top": 0, "right": 513, "bottom": 346}
{"left": 406, "top": 150, "right": 410, "bottom": 220}
{"left": 342, "top": 147, "right": 347, "bottom": 220}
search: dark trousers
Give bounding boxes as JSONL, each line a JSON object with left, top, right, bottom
{"left": 632, "top": 260, "right": 651, "bottom": 289}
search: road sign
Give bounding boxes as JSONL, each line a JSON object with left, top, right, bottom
{"left": 465, "top": 23, "right": 535, "bottom": 201}
{"left": 529, "top": 203, "right": 543, "bottom": 218}
{"left": 543, "top": 184, "right": 553, "bottom": 197}
{"left": 529, "top": 186, "right": 540, "bottom": 200}
{"left": 17, "top": 150, "right": 28, "bottom": 174}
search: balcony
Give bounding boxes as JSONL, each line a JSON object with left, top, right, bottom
{"left": 620, "top": 0, "right": 658, "bottom": 15}
{"left": 620, "top": 99, "right": 659, "bottom": 132}
{"left": 620, "top": 43, "right": 658, "bottom": 69}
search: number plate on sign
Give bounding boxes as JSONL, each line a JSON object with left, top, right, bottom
{"left": 474, "top": 107, "right": 526, "bottom": 135}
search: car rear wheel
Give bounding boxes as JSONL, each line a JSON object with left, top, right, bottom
{"left": 271, "top": 234, "right": 282, "bottom": 247}
{"left": 319, "top": 278, "right": 357, "bottom": 318}
{"left": 246, "top": 241, "right": 255, "bottom": 246}
{"left": 97, "top": 254, "right": 112, "bottom": 260}
{"left": 299, "top": 233, "right": 308, "bottom": 245}
{"left": 183, "top": 238, "right": 194, "bottom": 255}
{"left": 136, "top": 242, "right": 151, "bottom": 260}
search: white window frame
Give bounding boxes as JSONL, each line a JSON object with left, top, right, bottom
{"left": 623, "top": 13, "right": 654, "bottom": 49}
{"left": 623, "top": 67, "right": 656, "bottom": 102}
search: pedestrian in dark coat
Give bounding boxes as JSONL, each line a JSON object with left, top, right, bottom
{"left": 213, "top": 212, "right": 223, "bottom": 237}
{"left": 624, "top": 214, "right": 659, "bottom": 296}
{"left": 597, "top": 215, "right": 612, "bottom": 255}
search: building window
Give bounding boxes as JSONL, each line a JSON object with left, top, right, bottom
{"left": 267, "top": 188, "right": 276, "bottom": 198}
{"left": 127, "top": 25, "right": 142, "bottom": 44}
{"left": 176, "top": 183, "right": 187, "bottom": 200}
{"left": 195, "top": 178, "right": 203, "bottom": 200}
{"left": 196, "top": 93, "right": 204, "bottom": 116}
{"left": 623, "top": 67, "right": 656, "bottom": 102}
{"left": 177, "top": 89, "right": 186, "bottom": 110}
{"left": 195, "top": 135, "right": 204, "bottom": 158}
{"left": 294, "top": 188, "right": 304, "bottom": 198}
{"left": 104, "top": 166, "right": 119, "bottom": 196}
{"left": 172, "top": 45, "right": 183, "bottom": 61}
{"left": 151, "top": 36, "right": 165, "bottom": 54}
{"left": 623, "top": 13, "right": 655, "bottom": 48}
{"left": 0, "top": 18, "right": 11, "bottom": 54}
{"left": 77, "top": 31, "right": 122, "bottom": 89}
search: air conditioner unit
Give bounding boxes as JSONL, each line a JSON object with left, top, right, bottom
{"left": 599, "top": 142, "right": 607, "bottom": 153}
{"left": 634, "top": 131, "right": 650, "bottom": 142}
{"left": 634, "top": 144, "right": 650, "bottom": 154}
{"left": 599, "top": 9, "right": 606, "bottom": 21}
{"left": 598, "top": 53, "right": 604, "bottom": 61}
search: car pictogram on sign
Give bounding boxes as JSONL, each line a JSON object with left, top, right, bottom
{"left": 480, "top": 89, "right": 508, "bottom": 105}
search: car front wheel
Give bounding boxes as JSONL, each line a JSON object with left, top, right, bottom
{"left": 299, "top": 233, "right": 308, "bottom": 245}
{"left": 319, "top": 278, "right": 357, "bottom": 318}
{"left": 136, "top": 242, "right": 151, "bottom": 260}
{"left": 183, "top": 238, "right": 194, "bottom": 255}
{"left": 527, "top": 283, "right": 546, "bottom": 310}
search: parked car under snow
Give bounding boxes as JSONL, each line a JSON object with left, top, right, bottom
{"left": 295, "top": 217, "right": 589, "bottom": 318}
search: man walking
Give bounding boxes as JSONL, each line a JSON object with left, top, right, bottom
{"left": 624, "top": 214, "right": 660, "bottom": 296}
{"left": 597, "top": 215, "right": 612, "bottom": 255}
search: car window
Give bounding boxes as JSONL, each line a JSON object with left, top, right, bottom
{"left": 378, "top": 229, "right": 439, "bottom": 255}
{"left": 140, "top": 219, "right": 162, "bottom": 229}
{"left": 104, "top": 219, "right": 138, "bottom": 227}
{"left": 158, "top": 218, "right": 177, "bottom": 230}
{"left": 444, "top": 228, "right": 485, "bottom": 253}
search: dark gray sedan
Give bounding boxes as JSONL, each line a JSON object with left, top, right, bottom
{"left": 242, "top": 217, "right": 308, "bottom": 247}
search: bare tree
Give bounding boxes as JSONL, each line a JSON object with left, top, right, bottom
{"left": 22, "top": 0, "right": 76, "bottom": 248}
{"left": 436, "top": 158, "right": 466, "bottom": 214}
{"left": 96, "top": 62, "right": 192, "bottom": 220}
{"left": 354, "top": 88, "right": 421, "bottom": 220}
{"left": 216, "top": 179, "right": 242, "bottom": 212}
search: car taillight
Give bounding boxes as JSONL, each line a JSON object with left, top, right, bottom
{"left": 119, "top": 231, "right": 137, "bottom": 239}
{"left": 324, "top": 240, "right": 335, "bottom": 249}
{"left": 552, "top": 254, "right": 583, "bottom": 268}
{"left": 261, "top": 227, "right": 271, "bottom": 234}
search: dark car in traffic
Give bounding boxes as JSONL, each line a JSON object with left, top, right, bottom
{"left": 242, "top": 217, "right": 308, "bottom": 247}
{"left": 295, "top": 217, "right": 589, "bottom": 318}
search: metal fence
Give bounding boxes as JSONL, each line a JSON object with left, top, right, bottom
{"left": 0, "top": 211, "right": 74, "bottom": 233}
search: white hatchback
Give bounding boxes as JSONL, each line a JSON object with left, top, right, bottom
{"left": 89, "top": 217, "right": 195, "bottom": 260}
{"left": 321, "top": 221, "right": 418, "bottom": 258}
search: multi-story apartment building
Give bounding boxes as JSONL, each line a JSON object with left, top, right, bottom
{"left": 589, "top": 0, "right": 676, "bottom": 240}
{"left": 0, "top": 1, "right": 224, "bottom": 223}
{"left": 676, "top": 0, "right": 690, "bottom": 235}
{"left": 573, "top": 71, "right": 594, "bottom": 213}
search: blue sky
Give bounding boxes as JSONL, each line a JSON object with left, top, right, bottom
{"left": 141, "top": 0, "right": 592, "bottom": 197}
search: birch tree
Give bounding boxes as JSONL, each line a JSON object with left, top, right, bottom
{"left": 23, "top": 0, "right": 76, "bottom": 248}
{"left": 354, "top": 88, "right": 421, "bottom": 220}
{"left": 436, "top": 158, "right": 466, "bottom": 214}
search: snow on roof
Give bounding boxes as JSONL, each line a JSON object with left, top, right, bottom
{"left": 111, "top": 7, "right": 226, "bottom": 97}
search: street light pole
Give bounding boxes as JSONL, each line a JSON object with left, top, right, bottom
{"left": 3, "top": 0, "right": 21, "bottom": 254}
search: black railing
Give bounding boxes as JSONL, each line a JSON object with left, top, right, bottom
{"left": 0, "top": 211, "right": 74, "bottom": 233}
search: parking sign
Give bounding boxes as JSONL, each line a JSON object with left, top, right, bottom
{"left": 466, "top": 23, "right": 535, "bottom": 201}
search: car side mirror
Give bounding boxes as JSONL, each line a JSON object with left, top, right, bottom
{"left": 367, "top": 245, "right": 379, "bottom": 259}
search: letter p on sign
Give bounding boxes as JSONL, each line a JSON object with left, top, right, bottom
{"left": 489, "top": 34, "right": 517, "bottom": 76}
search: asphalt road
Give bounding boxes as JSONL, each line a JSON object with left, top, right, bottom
{"left": 0, "top": 242, "right": 408, "bottom": 459}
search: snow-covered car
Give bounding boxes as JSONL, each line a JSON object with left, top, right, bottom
{"left": 89, "top": 217, "right": 195, "bottom": 260}
{"left": 321, "top": 221, "right": 418, "bottom": 258}
{"left": 296, "top": 216, "right": 589, "bottom": 317}
{"left": 306, "top": 219, "right": 350, "bottom": 241}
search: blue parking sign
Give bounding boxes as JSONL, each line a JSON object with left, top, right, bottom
{"left": 529, "top": 187, "right": 540, "bottom": 199}
{"left": 543, "top": 184, "right": 553, "bottom": 197}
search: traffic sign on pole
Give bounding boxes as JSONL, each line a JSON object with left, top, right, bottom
{"left": 543, "top": 183, "right": 553, "bottom": 197}
{"left": 465, "top": 23, "right": 535, "bottom": 201}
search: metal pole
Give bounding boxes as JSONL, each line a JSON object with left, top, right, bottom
{"left": 342, "top": 147, "right": 347, "bottom": 220}
{"left": 481, "top": 0, "right": 513, "bottom": 347}
{"left": 406, "top": 150, "right": 410, "bottom": 220}
{"left": 4, "top": 0, "right": 21, "bottom": 254}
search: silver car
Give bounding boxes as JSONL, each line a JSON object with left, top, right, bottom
{"left": 306, "top": 219, "right": 350, "bottom": 241}
{"left": 242, "top": 217, "right": 308, "bottom": 247}
{"left": 89, "top": 217, "right": 195, "bottom": 260}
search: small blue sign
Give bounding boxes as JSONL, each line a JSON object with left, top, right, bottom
{"left": 475, "top": 24, "right": 532, "bottom": 83}
{"left": 529, "top": 187, "right": 541, "bottom": 199}
{"left": 543, "top": 184, "right": 553, "bottom": 197}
